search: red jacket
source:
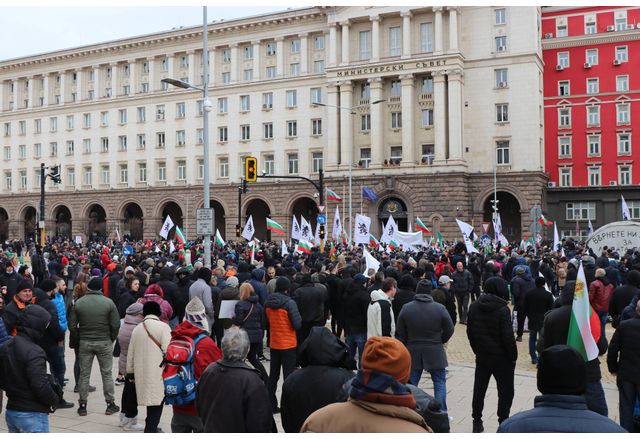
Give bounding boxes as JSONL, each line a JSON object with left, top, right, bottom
{"left": 589, "top": 278, "right": 614, "bottom": 312}
{"left": 172, "top": 320, "right": 222, "bottom": 417}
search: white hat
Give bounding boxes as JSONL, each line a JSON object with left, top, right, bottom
{"left": 438, "top": 275, "right": 453, "bottom": 285}
{"left": 184, "top": 297, "right": 209, "bottom": 334}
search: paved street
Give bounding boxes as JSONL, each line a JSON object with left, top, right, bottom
{"left": 0, "top": 323, "right": 620, "bottom": 433}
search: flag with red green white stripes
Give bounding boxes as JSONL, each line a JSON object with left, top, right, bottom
{"left": 326, "top": 188, "right": 342, "bottom": 202}
{"left": 296, "top": 240, "right": 313, "bottom": 254}
{"left": 415, "top": 217, "right": 431, "bottom": 234}
{"left": 266, "top": 218, "right": 285, "bottom": 234}
{"left": 537, "top": 214, "right": 554, "bottom": 226}
{"left": 369, "top": 234, "right": 379, "bottom": 247}
{"left": 175, "top": 226, "right": 186, "bottom": 245}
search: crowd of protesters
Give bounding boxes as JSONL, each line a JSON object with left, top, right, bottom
{"left": 0, "top": 233, "right": 638, "bottom": 432}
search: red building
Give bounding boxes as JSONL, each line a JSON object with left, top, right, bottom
{"left": 542, "top": 6, "right": 640, "bottom": 238}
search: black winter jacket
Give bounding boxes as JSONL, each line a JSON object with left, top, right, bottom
{"left": 341, "top": 281, "right": 369, "bottom": 334}
{"left": 607, "top": 316, "right": 640, "bottom": 384}
{"left": 392, "top": 287, "right": 415, "bottom": 323}
{"left": 467, "top": 294, "right": 517, "bottom": 362}
{"left": 157, "top": 267, "right": 179, "bottom": 318}
{"left": 510, "top": 273, "right": 535, "bottom": 309}
{"left": 293, "top": 281, "right": 328, "bottom": 323}
{"left": 232, "top": 295, "right": 264, "bottom": 344}
{"left": 175, "top": 277, "right": 194, "bottom": 322}
{"left": 522, "top": 287, "right": 554, "bottom": 331}
{"left": 609, "top": 285, "right": 639, "bottom": 328}
{"left": 33, "top": 289, "right": 65, "bottom": 347}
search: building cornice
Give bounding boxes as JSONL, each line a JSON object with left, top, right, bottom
{"left": 542, "top": 30, "right": 640, "bottom": 49}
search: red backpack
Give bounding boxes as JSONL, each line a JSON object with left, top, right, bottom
{"left": 161, "top": 333, "right": 206, "bottom": 406}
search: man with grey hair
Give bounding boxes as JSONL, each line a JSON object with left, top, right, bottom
{"left": 196, "top": 328, "right": 272, "bottom": 432}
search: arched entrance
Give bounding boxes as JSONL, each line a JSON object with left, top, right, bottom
{"left": 122, "top": 202, "right": 144, "bottom": 241}
{"left": 378, "top": 197, "right": 408, "bottom": 233}
{"left": 23, "top": 207, "right": 37, "bottom": 241}
{"left": 86, "top": 204, "right": 107, "bottom": 239}
{"left": 291, "top": 197, "right": 318, "bottom": 230}
{"left": 482, "top": 191, "right": 521, "bottom": 241}
{"left": 53, "top": 206, "right": 72, "bottom": 238}
{"left": 211, "top": 200, "right": 225, "bottom": 240}
{"left": 245, "top": 198, "right": 270, "bottom": 241}
{"left": 0, "top": 208, "right": 8, "bottom": 242}
{"left": 161, "top": 201, "right": 183, "bottom": 239}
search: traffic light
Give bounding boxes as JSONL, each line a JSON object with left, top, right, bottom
{"left": 245, "top": 157, "right": 257, "bottom": 182}
{"left": 242, "top": 180, "right": 248, "bottom": 194}
{"left": 48, "top": 165, "right": 61, "bottom": 184}
{"left": 319, "top": 224, "right": 325, "bottom": 240}
{"left": 236, "top": 224, "right": 241, "bottom": 237}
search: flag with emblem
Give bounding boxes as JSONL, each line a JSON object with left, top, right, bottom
{"left": 242, "top": 215, "right": 255, "bottom": 241}
{"left": 292, "top": 216, "right": 301, "bottom": 241}
{"left": 568, "top": 263, "right": 601, "bottom": 361}
{"left": 326, "top": 188, "right": 342, "bottom": 202}
{"left": 332, "top": 206, "right": 342, "bottom": 240}
{"left": 159, "top": 215, "right": 174, "bottom": 239}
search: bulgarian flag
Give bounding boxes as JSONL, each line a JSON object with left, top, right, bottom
{"left": 175, "top": 226, "right": 186, "bottom": 245}
{"left": 567, "top": 263, "right": 601, "bottom": 361}
{"left": 215, "top": 229, "right": 225, "bottom": 249}
{"left": 296, "top": 240, "right": 313, "bottom": 254}
{"left": 328, "top": 241, "right": 337, "bottom": 258}
{"left": 436, "top": 232, "right": 444, "bottom": 249}
{"left": 326, "top": 188, "right": 342, "bottom": 202}
{"left": 369, "top": 234, "right": 380, "bottom": 247}
{"left": 388, "top": 238, "right": 399, "bottom": 251}
{"left": 415, "top": 217, "right": 431, "bottom": 234}
{"left": 266, "top": 218, "right": 285, "bottom": 234}
{"left": 537, "top": 214, "right": 553, "bottom": 226}
{"left": 340, "top": 230, "right": 348, "bottom": 245}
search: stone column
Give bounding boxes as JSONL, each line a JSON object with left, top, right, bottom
{"left": 252, "top": 41, "right": 261, "bottom": 80}
{"left": 42, "top": 74, "right": 49, "bottom": 106}
{"left": 369, "top": 78, "right": 384, "bottom": 167}
{"left": 11, "top": 80, "right": 17, "bottom": 111}
{"left": 326, "top": 83, "right": 340, "bottom": 171}
{"left": 76, "top": 70, "right": 83, "bottom": 101}
{"left": 27, "top": 77, "right": 34, "bottom": 109}
{"left": 187, "top": 51, "right": 196, "bottom": 85}
{"left": 433, "top": 71, "right": 447, "bottom": 161}
{"left": 400, "top": 74, "right": 416, "bottom": 165}
{"left": 0, "top": 80, "right": 4, "bottom": 111}
{"left": 433, "top": 7, "right": 443, "bottom": 55}
{"left": 370, "top": 16, "right": 381, "bottom": 61}
{"left": 300, "top": 33, "right": 308, "bottom": 75}
{"left": 92, "top": 66, "right": 100, "bottom": 100}
{"left": 328, "top": 24, "right": 338, "bottom": 67}
{"left": 110, "top": 63, "right": 118, "bottom": 97}
{"left": 447, "top": 69, "right": 464, "bottom": 160}
{"left": 340, "top": 21, "right": 350, "bottom": 66}
{"left": 208, "top": 49, "right": 215, "bottom": 86}
{"left": 128, "top": 62, "right": 136, "bottom": 95}
{"left": 276, "top": 37, "right": 285, "bottom": 77}
{"left": 167, "top": 55, "right": 175, "bottom": 80}
{"left": 448, "top": 7, "right": 459, "bottom": 52}
{"left": 58, "top": 73, "right": 66, "bottom": 104}
{"left": 401, "top": 10, "right": 412, "bottom": 59}
{"left": 339, "top": 81, "right": 353, "bottom": 168}
{"left": 230, "top": 44, "right": 239, "bottom": 83}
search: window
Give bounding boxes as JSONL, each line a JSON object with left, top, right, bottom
{"left": 390, "top": 79, "right": 401, "bottom": 96}
{"left": 135, "top": 107, "right": 145, "bottom": 123}
{"left": 389, "top": 27, "right": 401, "bottom": 56}
{"left": 361, "top": 83, "right": 371, "bottom": 100}
{"left": 19, "top": 170, "right": 27, "bottom": 189}
{"left": 266, "top": 66, "right": 276, "bottom": 78}
{"left": 105, "top": 87, "right": 112, "bottom": 97}
{"left": 222, "top": 72, "right": 231, "bottom": 84}
{"left": 157, "top": 162, "right": 166, "bottom": 182}
{"left": 262, "top": 92, "right": 273, "bottom": 110}
{"left": 588, "top": 166, "right": 601, "bottom": 186}
{"left": 218, "top": 157, "right": 228, "bottom": 178}
{"left": 585, "top": 19, "right": 596, "bottom": 34}
{"left": 311, "top": 152, "right": 323, "bottom": 173}
{"left": 50, "top": 117, "right": 58, "bottom": 132}
{"left": 314, "top": 35, "right": 325, "bottom": 50}
{"left": 556, "top": 24, "right": 568, "bottom": 38}
{"left": 177, "top": 160, "right": 186, "bottom": 181}
{"left": 100, "top": 137, "right": 109, "bottom": 152}
{"left": 197, "top": 159, "right": 204, "bottom": 180}
{"left": 176, "top": 130, "right": 185, "bottom": 146}
{"left": 101, "top": 165, "right": 110, "bottom": 185}
{"left": 495, "top": 68, "right": 508, "bottom": 87}
{"left": 176, "top": 102, "right": 185, "bottom": 118}
{"left": 263, "top": 123, "right": 273, "bottom": 139}
{"left": 67, "top": 167, "right": 75, "bottom": 187}
{"left": 588, "top": 135, "right": 600, "bottom": 156}
{"left": 361, "top": 114, "right": 371, "bottom": 131}
{"left": 496, "top": 140, "right": 510, "bottom": 164}
{"left": 195, "top": 100, "right": 204, "bottom": 117}
{"left": 360, "top": 148, "right": 372, "bottom": 168}
{"left": 290, "top": 63, "right": 300, "bottom": 76}
{"left": 34, "top": 119, "right": 41, "bottom": 134}
{"left": 34, "top": 143, "right": 41, "bottom": 158}
{"left": 496, "top": 104, "right": 508, "bottom": 123}
{"left": 286, "top": 120, "right": 297, "bottom": 138}
{"left": 263, "top": 154, "right": 274, "bottom": 175}
{"left": 559, "top": 168, "right": 572, "bottom": 187}
{"left": 156, "top": 105, "right": 165, "bottom": 121}
{"left": 218, "top": 98, "right": 228, "bottom": 114}
{"left": 288, "top": 153, "right": 299, "bottom": 174}
{"left": 618, "top": 133, "right": 631, "bottom": 154}
{"left": 83, "top": 138, "right": 91, "bottom": 154}
{"left": 391, "top": 112, "right": 402, "bottom": 129}
{"left": 587, "top": 78, "right": 599, "bottom": 94}
{"left": 266, "top": 42, "right": 276, "bottom": 56}
{"left": 617, "top": 75, "right": 629, "bottom": 92}
{"left": 156, "top": 132, "right": 165, "bottom": 148}
{"left": 616, "top": 46, "right": 628, "bottom": 62}
{"left": 615, "top": 16, "right": 627, "bottom": 31}
{"left": 422, "top": 109, "right": 434, "bottom": 127}
{"left": 218, "top": 126, "right": 228, "bottom": 142}
{"left": 558, "top": 52, "right": 569, "bottom": 68}
{"left": 286, "top": 90, "right": 297, "bottom": 108}
{"left": 617, "top": 103, "right": 630, "bottom": 125}
{"left": 222, "top": 49, "right": 231, "bottom": 62}
{"left": 559, "top": 108, "right": 571, "bottom": 127}
{"left": 3, "top": 146, "right": 9, "bottom": 160}
{"left": 587, "top": 106, "right": 600, "bottom": 126}
{"left": 88, "top": 89, "right": 95, "bottom": 99}
{"left": 558, "top": 136, "right": 572, "bottom": 157}
{"left": 586, "top": 49, "right": 598, "bottom": 65}
{"left": 390, "top": 146, "right": 402, "bottom": 163}
{"left": 3, "top": 122, "right": 9, "bottom": 137}
{"left": 243, "top": 69, "right": 253, "bottom": 81}
{"left": 81, "top": 113, "right": 90, "bottom": 129}
{"left": 421, "top": 77, "right": 434, "bottom": 93}
{"left": 137, "top": 134, "right": 146, "bottom": 150}
{"left": 495, "top": 36, "right": 507, "bottom": 51}
{"left": 118, "top": 109, "right": 127, "bottom": 125}
{"left": 98, "top": 111, "right": 108, "bottom": 127}
{"left": 313, "top": 60, "right": 325, "bottom": 73}
{"left": 196, "top": 128, "right": 204, "bottom": 145}
{"left": 18, "top": 144, "right": 26, "bottom": 159}
{"left": 142, "top": 61, "right": 149, "bottom": 73}
{"left": 119, "top": 164, "right": 128, "bottom": 184}
{"left": 4, "top": 172, "right": 10, "bottom": 190}
{"left": 105, "top": 67, "right": 112, "bottom": 79}
{"left": 421, "top": 144, "right": 435, "bottom": 165}
{"left": 241, "top": 125, "right": 250, "bottom": 141}
{"left": 122, "top": 85, "right": 130, "bottom": 95}
{"left": 311, "top": 119, "right": 322, "bottom": 135}
{"left": 18, "top": 120, "right": 26, "bottom": 135}
{"left": 49, "top": 142, "right": 57, "bottom": 157}
{"left": 83, "top": 166, "right": 92, "bottom": 186}
{"left": 420, "top": 22, "right": 433, "bottom": 52}
{"left": 64, "top": 140, "right": 74, "bottom": 156}
{"left": 244, "top": 45, "right": 253, "bottom": 60}
{"left": 138, "top": 162, "right": 147, "bottom": 182}
{"left": 240, "top": 95, "right": 250, "bottom": 112}
{"left": 558, "top": 80, "right": 570, "bottom": 96}
{"left": 290, "top": 39, "right": 301, "bottom": 53}
{"left": 619, "top": 165, "right": 632, "bottom": 185}
{"left": 310, "top": 87, "right": 322, "bottom": 105}
{"left": 495, "top": 8, "right": 506, "bottom": 24}
{"left": 359, "top": 31, "right": 371, "bottom": 60}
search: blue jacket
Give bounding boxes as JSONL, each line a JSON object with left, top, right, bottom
{"left": 51, "top": 292, "right": 67, "bottom": 332}
{"left": 497, "top": 394, "right": 627, "bottom": 433}
{"left": 249, "top": 269, "right": 268, "bottom": 306}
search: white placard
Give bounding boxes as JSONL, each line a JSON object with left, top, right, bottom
{"left": 218, "top": 300, "right": 239, "bottom": 319}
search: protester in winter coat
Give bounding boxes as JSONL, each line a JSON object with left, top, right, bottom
{"left": 609, "top": 269, "right": 640, "bottom": 328}
{"left": 189, "top": 267, "right": 216, "bottom": 331}
{"left": 292, "top": 273, "right": 328, "bottom": 347}
{"left": 213, "top": 276, "right": 240, "bottom": 343}
{"left": 232, "top": 283, "right": 267, "bottom": 381}
{"left": 589, "top": 268, "right": 614, "bottom": 336}
{"left": 342, "top": 273, "right": 369, "bottom": 367}
{"left": 499, "top": 345, "right": 626, "bottom": 433}
{"left": 432, "top": 275, "right": 457, "bottom": 325}
{"left": 367, "top": 277, "right": 396, "bottom": 338}
{"left": 2, "top": 280, "right": 36, "bottom": 335}
{"left": 136, "top": 283, "right": 173, "bottom": 324}
{"left": 522, "top": 277, "right": 554, "bottom": 364}
{"left": 281, "top": 326, "right": 356, "bottom": 432}
{"left": 117, "top": 303, "right": 144, "bottom": 431}
{"left": 0, "top": 263, "right": 22, "bottom": 303}
{"left": 126, "top": 301, "right": 172, "bottom": 433}
{"left": 301, "top": 336, "right": 432, "bottom": 433}
{"left": 249, "top": 268, "right": 268, "bottom": 306}
{"left": 510, "top": 266, "right": 535, "bottom": 341}
{"left": 451, "top": 262, "right": 474, "bottom": 324}
{"left": 118, "top": 277, "right": 141, "bottom": 319}
{"left": 174, "top": 267, "right": 193, "bottom": 322}
{"left": 196, "top": 328, "right": 273, "bottom": 432}
{"left": 156, "top": 266, "right": 179, "bottom": 321}
{"left": 392, "top": 274, "right": 416, "bottom": 321}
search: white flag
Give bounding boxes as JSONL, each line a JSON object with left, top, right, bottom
{"left": 159, "top": 215, "right": 174, "bottom": 239}
{"left": 622, "top": 195, "right": 631, "bottom": 221}
{"left": 154, "top": 245, "right": 161, "bottom": 253}
{"left": 115, "top": 227, "right": 121, "bottom": 242}
{"left": 300, "top": 216, "right": 313, "bottom": 242}
{"left": 281, "top": 240, "right": 289, "bottom": 256}
{"left": 394, "top": 230, "right": 424, "bottom": 247}
{"left": 362, "top": 249, "right": 381, "bottom": 275}
{"left": 493, "top": 213, "right": 509, "bottom": 247}
{"left": 314, "top": 223, "right": 321, "bottom": 246}
{"left": 291, "top": 216, "right": 301, "bottom": 241}
{"left": 353, "top": 214, "right": 371, "bottom": 245}
{"left": 553, "top": 223, "right": 561, "bottom": 253}
{"left": 587, "top": 219, "right": 594, "bottom": 237}
{"left": 242, "top": 215, "right": 255, "bottom": 241}
{"left": 169, "top": 241, "right": 176, "bottom": 253}
{"left": 332, "top": 206, "right": 342, "bottom": 240}
{"left": 381, "top": 215, "right": 397, "bottom": 244}
{"left": 456, "top": 218, "right": 480, "bottom": 254}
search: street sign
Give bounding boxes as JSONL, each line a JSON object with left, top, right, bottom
{"left": 318, "top": 205, "right": 325, "bottom": 213}
{"left": 123, "top": 245, "right": 134, "bottom": 256}
{"left": 196, "top": 208, "right": 215, "bottom": 236}
{"left": 317, "top": 214, "right": 326, "bottom": 225}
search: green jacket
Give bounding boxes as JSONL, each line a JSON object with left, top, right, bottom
{"left": 68, "top": 290, "right": 120, "bottom": 342}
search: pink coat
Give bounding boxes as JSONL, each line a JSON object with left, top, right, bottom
{"left": 137, "top": 293, "right": 173, "bottom": 323}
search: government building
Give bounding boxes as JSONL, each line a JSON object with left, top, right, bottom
{"left": 0, "top": 6, "right": 546, "bottom": 243}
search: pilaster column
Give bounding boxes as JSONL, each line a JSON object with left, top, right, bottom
{"left": 187, "top": 51, "right": 196, "bottom": 85}
{"left": 369, "top": 77, "right": 384, "bottom": 167}
{"left": 326, "top": 83, "right": 340, "bottom": 171}
{"left": 400, "top": 74, "right": 415, "bottom": 165}
{"left": 447, "top": 7, "right": 459, "bottom": 52}
{"left": 110, "top": 63, "right": 118, "bottom": 97}
{"left": 208, "top": 49, "right": 215, "bottom": 86}
{"left": 339, "top": 81, "right": 353, "bottom": 168}
{"left": 0, "top": 81, "right": 4, "bottom": 111}
{"left": 433, "top": 71, "right": 447, "bottom": 161}
{"left": 27, "top": 77, "right": 34, "bottom": 109}
{"left": 340, "top": 21, "right": 350, "bottom": 66}
{"left": 167, "top": 55, "right": 175, "bottom": 80}
{"left": 447, "top": 69, "right": 464, "bottom": 160}
{"left": 401, "top": 10, "right": 412, "bottom": 59}
{"left": 58, "top": 73, "right": 66, "bottom": 104}
{"left": 42, "top": 74, "right": 50, "bottom": 106}
{"left": 300, "top": 33, "right": 308, "bottom": 75}
{"left": 145, "top": 58, "right": 154, "bottom": 92}
{"left": 127, "top": 62, "right": 136, "bottom": 95}
{"left": 276, "top": 37, "right": 285, "bottom": 77}
{"left": 251, "top": 42, "right": 261, "bottom": 80}
{"left": 230, "top": 44, "right": 239, "bottom": 83}
{"left": 328, "top": 24, "right": 338, "bottom": 67}
{"left": 92, "top": 66, "right": 100, "bottom": 100}
{"left": 76, "top": 70, "right": 83, "bottom": 101}
{"left": 11, "top": 80, "right": 17, "bottom": 111}
{"left": 370, "top": 16, "right": 381, "bottom": 61}
{"left": 433, "top": 6, "right": 443, "bottom": 55}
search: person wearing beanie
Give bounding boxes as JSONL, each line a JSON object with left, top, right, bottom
{"left": 2, "top": 279, "right": 35, "bottom": 335}
{"left": 117, "top": 303, "right": 145, "bottom": 431}
{"left": 522, "top": 276, "right": 554, "bottom": 364}
{"left": 510, "top": 265, "right": 535, "bottom": 342}
{"left": 170, "top": 297, "right": 222, "bottom": 432}
{"left": 589, "top": 267, "right": 614, "bottom": 337}
{"left": 367, "top": 277, "right": 397, "bottom": 339}
{"left": 189, "top": 267, "right": 216, "bottom": 333}
{"left": 466, "top": 270, "right": 517, "bottom": 433}
{"left": 0, "top": 261, "right": 23, "bottom": 303}
{"left": 499, "top": 345, "right": 626, "bottom": 433}
{"left": 609, "top": 269, "right": 640, "bottom": 328}
{"left": 127, "top": 299, "right": 172, "bottom": 433}
{"left": 301, "top": 336, "right": 432, "bottom": 432}
{"left": 396, "top": 279, "right": 454, "bottom": 412}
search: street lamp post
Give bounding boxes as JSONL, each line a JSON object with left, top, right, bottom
{"left": 161, "top": 6, "right": 213, "bottom": 267}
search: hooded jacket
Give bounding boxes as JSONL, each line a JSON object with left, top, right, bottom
{"left": 249, "top": 269, "right": 268, "bottom": 306}
{"left": 236, "top": 262, "right": 252, "bottom": 284}
{"left": 467, "top": 293, "right": 517, "bottom": 362}
{"left": 137, "top": 286, "right": 173, "bottom": 323}
{"left": 341, "top": 279, "right": 369, "bottom": 334}
{"left": 33, "top": 288, "right": 65, "bottom": 347}
{"left": 157, "top": 266, "right": 179, "bottom": 314}
{"left": 265, "top": 291, "right": 301, "bottom": 350}
{"left": 293, "top": 279, "right": 327, "bottom": 323}
{"left": 0, "top": 269, "right": 21, "bottom": 302}
{"left": 189, "top": 278, "right": 215, "bottom": 330}
{"left": 175, "top": 273, "right": 194, "bottom": 322}
{"left": 367, "top": 289, "right": 395, "bottom": 338}
{"left": 117, "top": 305, "right": 143, "bottom": 376}
{"left": 232, "top": 295, "right": 264, "bottom": 344}
{"left": 510, "top": 272, "right": 535, "bottom": 309}
{"left": 589, "top": 277, "right": 614, "bottom": 313}
{"left": 392, "top": 275, "right": 416, "bottom": 321}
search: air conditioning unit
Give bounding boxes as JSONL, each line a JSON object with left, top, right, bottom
{"left": 498, "top": 81, "right": 508, "bottom": 88}
{"left": 610, "top": 180, "right": 618, "bottom": 186}
{"left": 547, "top": 182, "right": 557, "bottom": 188}
{"left": 498, "top": 45, "right": 507, "bottom": 52}
{"left": 607, "top": 25, "right": 615, "bottom": 31}
{"left": 626, "top": 24, "right": 635, "bottom": 30}
{"left": 584, "top": 62, "right": 592, "bottom": 68}
{"left": 556, "top": 65, "right": 564, "bottom": 71}
{"left": 613, "top": 59, "right": 622, "bottom": 66}
{"left": 545, "top": 33, "right": 554, "bottom": 39}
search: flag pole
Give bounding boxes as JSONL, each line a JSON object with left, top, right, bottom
{"left": 360, "top": 184, "right": 363, "bottom": 215}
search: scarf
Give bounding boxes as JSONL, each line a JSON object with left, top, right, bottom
{"left": 349, "top": 369, "right": 416, "bottom": 409}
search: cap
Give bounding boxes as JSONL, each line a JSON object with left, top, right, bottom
{"left": 438, "top": 275, "right": 452, "bottom": 285}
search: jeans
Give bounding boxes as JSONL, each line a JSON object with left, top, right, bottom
{"left": 171, "top": 412, "right": 203, "bottom": 433}
{"left": 454, "top": 291, "right": 470, "bottom": 324}
{"left": 472, "top": 357, "right": 515, "bottom": 424}
{"left": 57, "top": 344, "right": 66, "bottom": 383}
{"left": 597, "top": 310, "right": 608, "bottom": 341}
{"left": 78, "top": 339, "right": 115, "bottom": 404}
{"left": 618, "top": 379, "right": 640, "bottom": 432}
{"left": 144, "top": 405, "right": 164, "bottom": 433}
{"left": 5, "top": 410, "right": 49, "bottom": 433}
{"left": 44, "top": 344, "right": 65, "bottom": 386}
{"left": 585, "top": 379, "right": 608, "bottom": 417}
{"left": 268, "top": 348, "right": 297, "bottom": 410}
{"left": 346, "top": 332, "right": 367, "bottom": 368}
{"left": 528, "top": 330, "right": 538, "bottom": 362}
{"left": 410, "top": 368, "right": 448, "bottom": 412}
{"left": 247, "top": 342, "right": 268, "bottom": 383}
{"left": 513, "top": 308, "right": 526, "bottom": 337}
